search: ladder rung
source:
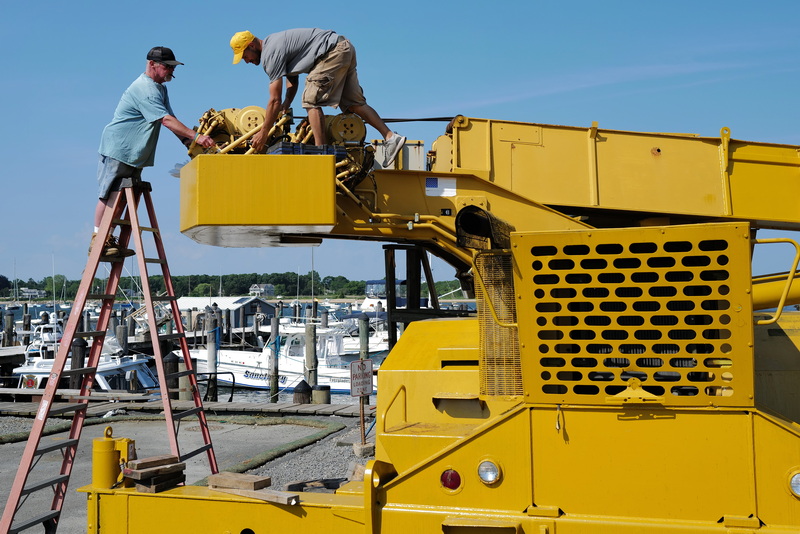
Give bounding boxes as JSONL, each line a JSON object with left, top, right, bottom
{"left": 75, "top": 330, "right": 105, "bottom": 339}
{"left": 145, "top": 258, "right": 166, "bottom": 264}
{"left": 112, "top": 218, "right": 130, "bottom": 226}
{"left": 140, "top": 225, "right": 157, "bottom": 233}
{"left": 100, "top": 256, "right": 126, "bottom": 263}
{"left": 21, "top": 475, "right": 70, "bottom": 496}
{"left": 61, "top": 366, "right": 97, "bottom": 377}
{"left": 87, "top": 294, "right": 115, "bottom": 300}
{"left": 36, "top": 438, "right": 79, "bottom": 456}
{"left": 8, "top": 510, "right": 60, "bottom": 534}
{"left": 165, "top": 369, "right": 195, "bottom": 380}
{"left": 151, "top": 296, "right": 178, "bottom": 302}
{"left": 173, "top": 406, "right": 202, "bottom": 420}
{"left": 48, "top": 403, "right": 87, "bottom": 416}
{"left": 180, "top": 443, "right": 212, "bottom": 462}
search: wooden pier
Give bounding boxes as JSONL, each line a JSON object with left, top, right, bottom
{"left": 0, "top": 388, "right": 373, "bottom": 419}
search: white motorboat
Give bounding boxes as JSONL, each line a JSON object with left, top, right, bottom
{"left": 184, "top": 325, "right": 383, "bottom": 393}
{"left": 335, "top": 311, "right": 393, "bottom": 357}
{"left": 21, "top": 317, "right": 64, "bottom": 359}
{"left": 14, "top": 353, "right": 158, "bottom": 392}
{"left": 13, "top": 326, "right": 158, "bottom": 392}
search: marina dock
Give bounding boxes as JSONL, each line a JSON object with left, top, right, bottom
{"left": 0, "top": 400, "right": 371, "bottom": 418}
{"left": 0, "top": 389, "right": 373, "bottom": 419}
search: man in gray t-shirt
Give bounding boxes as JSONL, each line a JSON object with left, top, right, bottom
{"left": 231, "top": 28, "right": 406, "bottom": 167}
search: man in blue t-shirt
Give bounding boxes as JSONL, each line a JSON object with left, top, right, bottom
{"left": 92, "top": 46, "right": 215, "bottom": 257}
{"left": 230, "top": 29, "right": 406, "bottom": 168}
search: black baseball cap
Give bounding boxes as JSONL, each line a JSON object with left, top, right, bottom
{"left": 146, "top": 46, "right": 184, "bottom": 66}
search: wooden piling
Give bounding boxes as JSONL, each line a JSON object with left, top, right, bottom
{"left": 305, "top": 323, "right": 317, "bottom": 387}
{"left": 269, "top": 317, "right": 279, "bottom": 403}
{"left": 69, "top": 338, "right": 87, "bottom": 389}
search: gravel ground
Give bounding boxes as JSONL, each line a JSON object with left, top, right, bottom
{"left": 0, "top": 415, "right": 66, "bottom": 437}
{"left": 246, "top": 415, "right": 374, "bottom": 490}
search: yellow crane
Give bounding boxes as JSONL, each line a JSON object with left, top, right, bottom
{"left": 81, "top": 109, "right": 800, "bottom": 533}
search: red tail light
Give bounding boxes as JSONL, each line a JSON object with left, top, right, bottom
{"left": 441, "top": 469, "right": 461, "bottom": 490}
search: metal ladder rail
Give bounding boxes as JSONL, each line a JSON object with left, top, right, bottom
{"left": 123, "top": 184, "right": 218, "bottom": 470}
{"left": 0, "top": 187, "right": 132, "bottom": 534}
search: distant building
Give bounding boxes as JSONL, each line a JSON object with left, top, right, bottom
{"left": 248, "top": 284, "right": 275, "bottom": 297}
{"left": 20, "top": 287, "right": 47, "bottom": 299}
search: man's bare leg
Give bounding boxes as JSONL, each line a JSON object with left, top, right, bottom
{"left": 307, "top": 107, "right": 327, "bottom": 145}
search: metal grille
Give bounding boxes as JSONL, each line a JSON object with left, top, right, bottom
{"left": 476, "top": 252, "right": 522, "bottom": 396}
{"left": 513, "top": 223, "right": 754, "bottom": 407}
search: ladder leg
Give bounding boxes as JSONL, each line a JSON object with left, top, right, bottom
{"left": 0, "top": 180, "right": 218, "bottom": 534}
{"left": 127, "top": 184, "right": 218, "bottom": 471}
{"left": 0, "top": 188, "right": 129, "bottom": 534}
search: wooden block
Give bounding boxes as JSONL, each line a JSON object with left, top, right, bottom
{"left": 209, "top": 487, "right": 299, "bottom": 505}
{"left": 208, "top": 472, "right": 271, "bottom": 490}
{"left": 123, "top": 462, "right": 185, "bottom": 481}
{"left": 136, "top": 473, "right": 185, "bottom": 493}
{"left": 126, "top": 455, "right": 180, "bottom": 470}
{"left": 147, "top": 472, "right": 187, "bottom": 486}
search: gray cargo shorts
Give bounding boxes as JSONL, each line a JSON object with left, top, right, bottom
{"left": 97, "top": 155, "right": 142, "bottom": 199}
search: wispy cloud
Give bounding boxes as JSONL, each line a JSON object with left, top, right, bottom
{"left": 414, "top": 59, "right": 792, "bottom": 116}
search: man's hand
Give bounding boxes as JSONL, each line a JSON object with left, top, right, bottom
{"left": 196, "top": 134, "right": 215, "bottom": 149}
{"left": 251, "top": 128, "right": 268, "bottom": 153}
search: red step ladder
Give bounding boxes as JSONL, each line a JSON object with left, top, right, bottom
{"left": 0, "top": 178, "right": 218, "bottom": 534}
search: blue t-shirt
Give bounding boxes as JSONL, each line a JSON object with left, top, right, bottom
{"left": 98, "top": 73, "right": 174, "bottom": 168}
{"left": 260, "top": 28, "right": 339, "bottom": 83}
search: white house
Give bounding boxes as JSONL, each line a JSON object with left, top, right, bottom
{"left": 248, "top": 284, "right": 275, "bottom": 297}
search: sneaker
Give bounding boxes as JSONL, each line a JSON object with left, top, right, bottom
{"left": 382, "top": 132, "right": 406, "bottom": 167}
{"left": 103, "top": 235, "right": 135, "bottom": 258}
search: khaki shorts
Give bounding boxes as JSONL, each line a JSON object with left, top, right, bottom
{"left": 302, "top": 38, "right": 366, "bottom": 111}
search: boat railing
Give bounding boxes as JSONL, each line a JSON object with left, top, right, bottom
{"left": 196, "top": 371, "right": 236, "bottom": 402}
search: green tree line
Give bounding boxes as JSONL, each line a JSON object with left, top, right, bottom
{"left": 0, "top": 272, "right": 462, "bottom": 301}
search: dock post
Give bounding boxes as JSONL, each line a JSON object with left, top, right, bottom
{"left": 359, "top": 313, "right": 369, "bottom": 359}
{"left": 178, "top": 357, "right": 192, "bottom": 400}
{"left": 2, "top": 312, "right": 12, "bottom": 347}
{"left": 239, "top": 306, "right": 245, "bottom": 348}
{"left": 69, "top": 338, "right": 87, "bottom": 389}
{"left": 116, "top": 324, "right": 129, "bottom": 355}
{"left": 293, "top": 379, "right": 311, "bottom": 404}
{"left": 321, "top": 309, "right": 329, "bottom": 328}
{"left": 164, "top": 348, "right": 179, "bottom": 400}
{"left": 22, "top": 309, "right": 31, "bottom": 346}
{"left": 206, "top": 309, "right": 218, "bottom": 402}
{"left": 126, "top": 315, "right": 136, "bottom": 342}
{"left": 312, "top": 384, "right": 330, "bottom": 404}
{"left": 359, "top": 313, "right": 370, "bottom": 438}
{"left": 253, "top": 305, "right": 262, "bottom": 345}
{"left": 305, "top": 323, "right": 317, "bottom": 386}
{"left": 269, "top": 317, "right": 279, "bottom": 402}
{"left": 83, "top": 310, "right": 92, "bottom": 336}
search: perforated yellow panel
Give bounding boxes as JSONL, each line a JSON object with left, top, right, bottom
{"left": 512, "top": 222, "right": 755, "bottom": 407}
{"left": 475, "top": 252, "right": 522, "bottom": 396}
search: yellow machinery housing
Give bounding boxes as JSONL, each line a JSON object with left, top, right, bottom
{"left": 81, "top": 114, "right": 800, "bottom": 533}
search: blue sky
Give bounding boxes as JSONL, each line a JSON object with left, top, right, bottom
{"left": 2, "top": 1, "right": 799, "bottom": 286}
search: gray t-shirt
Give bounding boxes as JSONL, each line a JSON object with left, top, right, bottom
{"left": 260, "top": 28, "right": 339, "bottom": 82}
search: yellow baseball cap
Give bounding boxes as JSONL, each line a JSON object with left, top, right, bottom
{"left": 231, "top": 31, "right": 256, "bottom": 64}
